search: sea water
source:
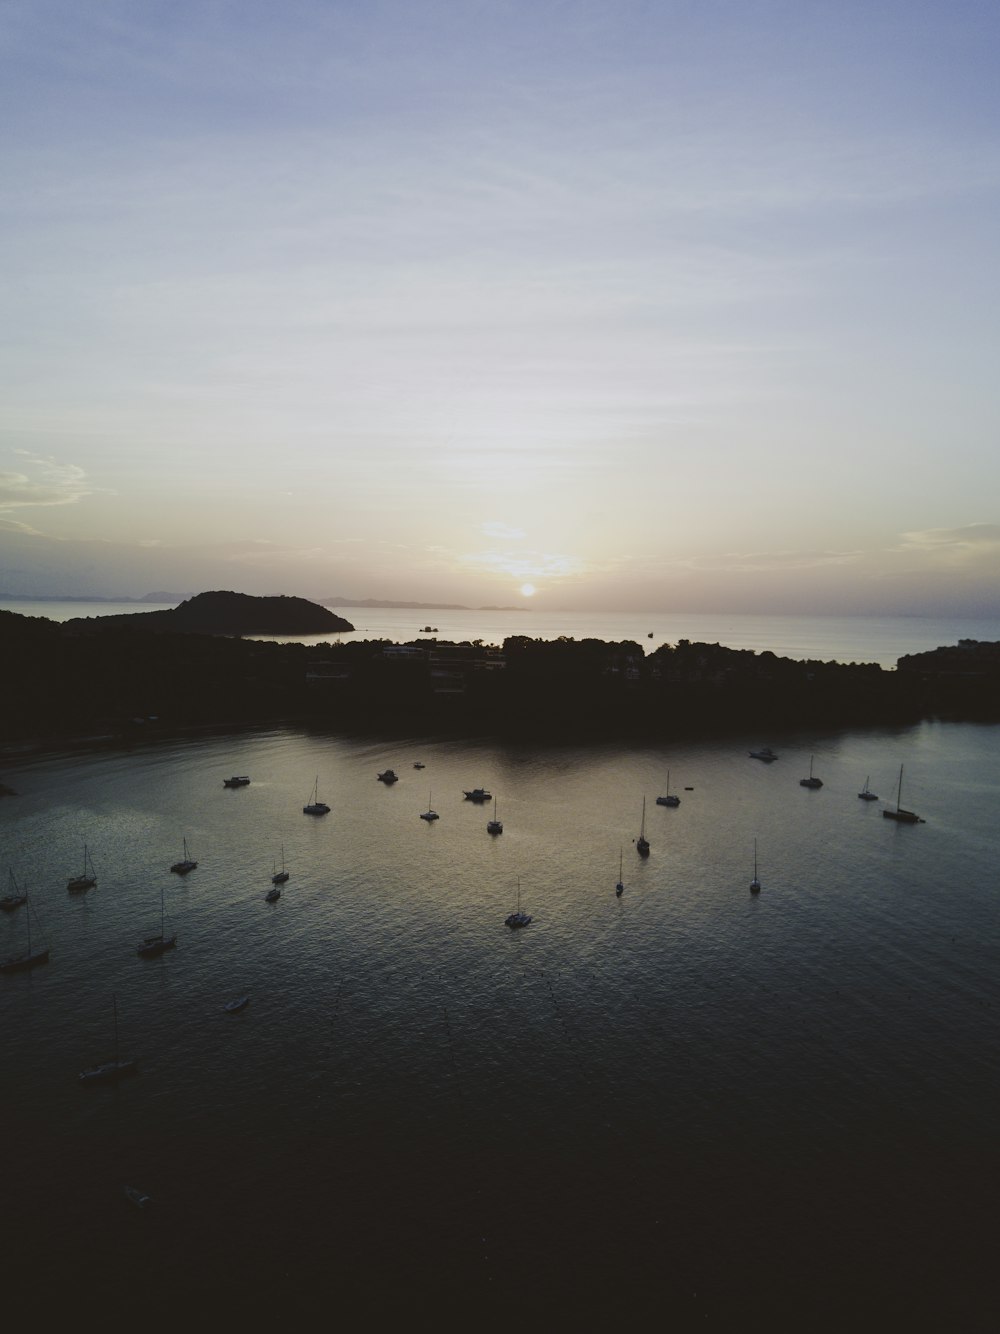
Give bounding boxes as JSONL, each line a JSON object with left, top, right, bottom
{"left": 2, "top": 719, "right": 999, "bottom": 1324}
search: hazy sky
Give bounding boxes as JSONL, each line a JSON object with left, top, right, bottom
{"left": 2, "top": 0, "right": 999, "bottom": 613}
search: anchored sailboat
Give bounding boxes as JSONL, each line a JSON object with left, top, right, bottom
{"left": 137, "top": 887, "right": 176, "bottom": 958}
{"left": 68, "top": 844, "right": 97, "bottom": 893}
{"left": 656, "top": 770, "right": 680, "bottom": 807}
{"left": 616, "top": 848, "right": 624, "bottom": 897}
{"left": 505, "top": 878, "right": 531, "bottom": 929}
{"left": 487, "top": 797, "right": 503, "bottom": 835}
{"left": 303, "top": 777, "right": 330, "bottom": 815}
{"left": 272, "top": 846, "right": 289, "bottom": 885}
{"left": 419, "top": 791, "right": 439, "bottom": 822}
{"left": 635, "top": 797, "right": 650, "bottom": 856}
{"left": 79, "top": 993, "right": 138, "bottom": 1084}
{"left": 883, "top": 765, "right": 924, "bottom": 824}
{"left": 1, "top": 891, "right": 49, "bottom": 972}
{"left": 750, "top": 838, "right": 761, "bottom": 895}
{"left": 1, "top": 868, "right": 27, "bottom": 912}
{"left": 170, "top": 838, "right": 197, "bottom": 874}
{"left": 799, "top": 755, "right": 823, "bottom": 789}
{"left": 858, "top": 776, "right": 878, "bottom": 802}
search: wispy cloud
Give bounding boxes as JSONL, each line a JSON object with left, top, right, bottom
{"left": 896, "top": 524, "right": 1000, "bottom": 553}
{"left": 458, "top": 547, "right": 583, "bottom": 582}
{"left": 0, "top": 454, "right": 97, "bottom": 511}
{"left": 674, "top": 548, "right": 863, "bottom": 574}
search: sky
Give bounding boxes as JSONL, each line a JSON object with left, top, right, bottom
{"left": 2, "top": 0, "right": 999, "bottom": 614}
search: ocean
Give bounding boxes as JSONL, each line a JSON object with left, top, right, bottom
{"left": 2, "top": 716, "right": 999, "bottom": 1326}
{"left": 4, "top": 600, "right": 1000, "bottom": 669}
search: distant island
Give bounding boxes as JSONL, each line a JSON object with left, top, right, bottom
{"left": 61, "top": 590, "right": 354, "bottom": 637}
{"left": 0, "top": 590, "right": 191, "bottom": 604}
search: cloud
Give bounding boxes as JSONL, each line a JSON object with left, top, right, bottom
{"left": 896, "top": 524, "right": 1000, "bottom": 553}
{"left": 0, "top": 454, "right": 98, "bottom": 511}
{"left": 673, "top": 548, "right": 863, "bottom": 574}
{"left": 0, "top": 516, "right": 44, "bottom": 536}
{"left": 459, "top": 547, "right": 583, "bottom": 581}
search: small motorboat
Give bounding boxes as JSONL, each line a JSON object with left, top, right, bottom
{"left": 124, "top": 1186, "right": 151, "bottom": 1209}
{"left": 377, "top": 769, "right": 399, "bottom": 784}
{"left": 223, "top": 995, "right": 250, "bottom": 1013}
{"left": 265, "top": 886, "right": 281, "bottom": 903}
{"left": 223, "top": 776, "right": 251, "bottom": 788}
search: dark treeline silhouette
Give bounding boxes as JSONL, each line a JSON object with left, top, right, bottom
{"left": 2, "top": 610, "right": 998, "bottom": 746}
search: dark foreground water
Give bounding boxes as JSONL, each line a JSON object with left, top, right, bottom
{"left": 3, "top": 721, "right": 999, "bottom": 1328}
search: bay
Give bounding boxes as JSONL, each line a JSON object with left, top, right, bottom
{"left": 2, "top": 718, "right": 999, "bottom": 1324}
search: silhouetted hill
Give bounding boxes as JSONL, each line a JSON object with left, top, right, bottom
{"left": 62, "top": 590, "right": 354, "bottom": 636}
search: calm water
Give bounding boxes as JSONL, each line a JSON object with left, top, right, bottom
{"left": 3, "top": 720, "right": 999, "bottom": 1325}
{"left": 5, "top": 600, "right": 1000, "bottom": 668}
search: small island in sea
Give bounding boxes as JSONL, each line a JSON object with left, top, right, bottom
{"left": 61, "top": 589, "right": 354, "bottom": 637}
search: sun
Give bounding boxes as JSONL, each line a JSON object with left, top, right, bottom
{"left": 519, "top": 583, "right": 536, "bottom": 598}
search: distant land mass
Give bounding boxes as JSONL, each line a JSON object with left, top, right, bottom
{"left": 0, "top": 591, "right": 192, "bottom": 603}
{"left": 321, "top": 596, "right": 527, "bottom": 611}
{"left": 2, "top": 602, "right": 998, "bottom": 749}
{"left": 61, "top": 590, "right": 354, "bottom": 636}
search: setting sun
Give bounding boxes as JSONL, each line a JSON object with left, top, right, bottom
{"left": 520, "top": 583, "right": 536, "bottom": 598}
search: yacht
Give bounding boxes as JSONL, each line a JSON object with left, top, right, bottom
{"left": 170, "top": 839, "right": 198, "bottom": 874}
{"left": 303, "top": 777, "right": 330, "bottom": 815}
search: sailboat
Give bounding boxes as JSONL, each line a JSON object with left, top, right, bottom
{"left": 1, "top": 868, "right": 27, "bottom": 912}
{"left": 0, "top": 891, "right": 49, "bottom": 972}
{"left": 271, "top": 846, "right": 289, "bottom": 885}
{"left": 505, "top": 878, "right": 531, "bottom": 929}
{"left": 419, "top": 791, "right": 439, "bottom": 822}
{"left": 883, "top": 765, "right": 925, "bottom": 823}
{"left": 303, "top": 777, "right": 330, "bottom": 815}
{"left": 615, "top": 848, "right": 624, "bottom": 897}
{"left": 656, "top": 770, "right": 680, "bottom": 807}
{"left": 487, "top": 797, "right": 503, "bottom": 835}
{"left": 68, "top": 844, "right": 97, "bottom": 893}
{"left": 137, "top": 887, "right": 176, "bottom": 958}
{"left": 750, "top": 838, "right": 761, "bottom": 895}
{"left": 170, "top": 838, "right": 197, "bottom": 874}
{"left": 858, "top": 776, "right": 879, "bottom": 802}
{"left": 799, "top": 755, "right": 823, "bottom": 789}
{"left": 635, "top": 797, "right": 650, "bottom": 856}
{"left": 79, "top": 993, "right": 138, "bottom": 1084}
